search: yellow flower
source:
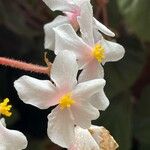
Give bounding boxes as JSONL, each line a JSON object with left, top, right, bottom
{"left": 0, "top": 98, "right": 12, "bottom": 117}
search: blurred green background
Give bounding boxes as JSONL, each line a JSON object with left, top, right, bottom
{"left": 0, "top": 0, "right": 150, "bottom": 149}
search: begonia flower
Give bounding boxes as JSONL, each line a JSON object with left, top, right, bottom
{"left": 43, "top": 0, "right": 115, "bottom": 50}
{"left": 53, "top": 2, "right": 124, "bottom": 110}
{"left": 0, "top": 118, "right": 28, "bottom": 150}
{"left": 68, "top": 125, "right": 119, "bottom": 150}
{"left": 14, "top": 50, "right": 107, "bottom": 148}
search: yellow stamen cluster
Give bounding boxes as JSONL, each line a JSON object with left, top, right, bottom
{"left": 0, "top": 98, "right": 12, "bottom": 117}
{"left": 92, "top": 44, "right": 105, "bottom": 63}
{"left": 59, "top": 93, "right": 75, "bottom": 109}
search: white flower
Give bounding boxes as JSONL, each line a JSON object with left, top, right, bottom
{"left": 43, "top": 0, "right": 115, "bottom": 50}
{"left": 0, "top": 118, "right": 28, "bottom": 150}
{"left": 14, "top": 50, "right": 107, "bottom": 148}
{"left": 53, "top": 2, "right": 125, "bottom": 110}
{"left": 68, "top": 125, "right": 119, "bottom": 150}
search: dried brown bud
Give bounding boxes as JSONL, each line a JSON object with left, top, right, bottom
{"left": 89, "top": 126, "right": 119, "bottom": 150}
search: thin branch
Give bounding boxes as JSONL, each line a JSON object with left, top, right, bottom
{"left": 0, "top": 57, "right": 51, "bottom": 75}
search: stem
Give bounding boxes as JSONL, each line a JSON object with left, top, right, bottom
{"left": 0, "top": 57, "right": 51, "bottom": 75}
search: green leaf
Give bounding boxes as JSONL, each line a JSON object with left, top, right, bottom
{"left": 94, "top": 91, "right": 132, "bottom": 150}
{"left": 117, "top": 0, "right": 150, "bottom": 42}
{"left": 134, "top": 85, "right": 150, "bottom": 146}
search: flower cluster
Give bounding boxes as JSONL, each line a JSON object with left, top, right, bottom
{"left": 12, "top": 0, "right": 124, "bottom": 149}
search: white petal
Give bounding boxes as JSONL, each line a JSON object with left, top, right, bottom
{"left": 0, "top": 121, "right": 27, "bottom": 150}
{"left": 77, "top": 1, "right": 94, "bottom": 46}
{"left": 93, "top": 18, "right": 115, "bottom": 37}
{"left": 93, "top": 28, "right": 103, "bottom": 43}
{"left": 14, "top": 75, "right": 58, "bottom": 109}
{"left": 42, "top": 0, "right": 76, "bottom": 12}
{"left": 100, "top": 39, "right": 125, "bottom": 64}
{"left": 89, "top": 125, "right": 103, "bottom": 146}
{"left": 0, "top": 118, "right": 6, "bottom": 127}
{"left": 72, "top": 79, "right": 106, "bottom": 100}
{"left": 54, "top": 24, "right": 91, "bottom": 68}
{"left": 73, "top": 0, "right": 90, "bottom": 6}
{"left": 44, "top": 15, "right": 69, "bottom": 50}
{"left": 78, "top": 61, "right": 109, "bottom": 110}
{"left": 71, "top": 102, "right": 99, "bottom": 128}
{"left": 69, "top": 126, "right": 99, "bottom": 150}
{"left": 78, "top": 60, "right": 104, "bottom": 83}
{"left": 90, "top": 91, "right": 109, "bottom": 111}
{"left": 51, "top": 50, "right": 78, "bottom": 91}
{"left": 47, "top": 106, "right": 74, "bottom": 148}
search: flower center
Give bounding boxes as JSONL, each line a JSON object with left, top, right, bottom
{"left": 59, "top": 93, "right": 75, "bottom": 109}
{"left": 92, "top": 44, "right": 105, "bottom": 63}
{"left": 0, "top": 98, "right": 12, "bottom": 117}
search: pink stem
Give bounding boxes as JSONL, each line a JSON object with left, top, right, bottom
{"left": 0, "top": 57, "right": 50, "bottom": 75}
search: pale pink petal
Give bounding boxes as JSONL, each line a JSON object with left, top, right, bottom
{"left": 93, "top": 18, "right": 115, "bottom": 37}
{"left": 14, "top": 75, "right": 58, "bottom": 109}
{"left": 47, "top": 106, "right": 74, "bottom": 148}
{"left": 100, "top": 39, "right": 125, "bottom": 64}
{"left": 51, "top": 50, "right": 78, "bottom": 92}
{"left": 0, "top": 118, "right": 6, "bottom": 127}
{"left": 54, "top": 24, "right": 91, "bottom": 68}
{"left": 77, "top": 1, "right": 94, "bottom": 46}
{"left": 54, "top": 23, "right": 90, "bottom": 53}
{"left": 73, "top": 0, "right": 91, "bottom": 6}
{"left": 72, "top": 79, "right": 106, "bottom": 100}
{"left": 0, "top": 120, "right": 27, "bottom": 150}
{"left": 78, "top": 60, "right": 109, "bottom": 110}
{"left": 89, "top": 125, "right": 102, "bottom": 146}
{"left": 78, "top": 60, "right": 104, "bottom": 83}
{"left": 42, "top": 0, "right": 76, "bottom": 12}
{"left": 69, "top": 126, "right": 99, "bottom": 150}
{"left": 44, "top": 15, "right": 69, "bottom": 50}
{"left": 65, "top": 11, "right": 79, "bottom": 30}
{"left": 93, "top": 28, "right": 103, "bottom": 43}
{"left": 90, "top": 91, "right": 109, "bottom": 111}
{"left": 71, "top": 102, "right": 99, "bottom": 129}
